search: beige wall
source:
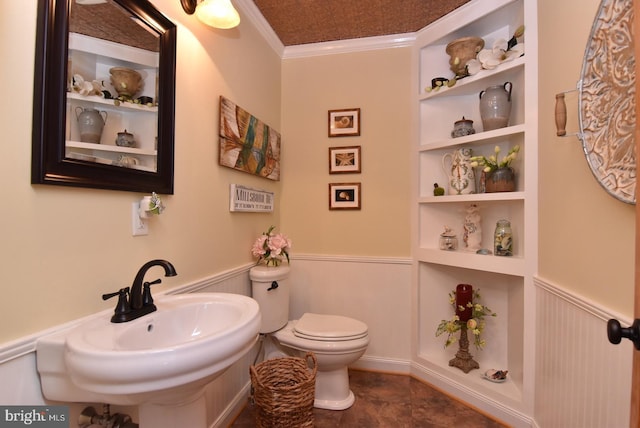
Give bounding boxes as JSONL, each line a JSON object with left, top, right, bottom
{"left": 538, "top": 0, "right": 635, "bottom": 316}
{"left": 2, "top": 0, "right": 634, "bottom": 349}
{"left": 0, "top": 0, "right": 282, "bottom": 343}
{"left": 280, "top": 49, "right": 412, "bottom": 256}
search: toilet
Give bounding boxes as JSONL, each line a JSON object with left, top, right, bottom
{"left": 250, "top": 265, "right": 369, "bottom": 410}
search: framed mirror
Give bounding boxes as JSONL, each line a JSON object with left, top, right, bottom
{"left": 32, "top": 0, "right": 177, "bottom": 194}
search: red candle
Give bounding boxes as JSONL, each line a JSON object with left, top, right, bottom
{"left": 456, "top": 284, "right": 473, "bottom": 322}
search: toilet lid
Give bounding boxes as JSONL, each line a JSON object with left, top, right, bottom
{"left": 293, "top": 313, "right": 368, "bottom": 341}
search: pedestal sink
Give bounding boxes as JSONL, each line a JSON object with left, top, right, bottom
{"left": 36, "top": 293, "right": 260, "bottom": 427}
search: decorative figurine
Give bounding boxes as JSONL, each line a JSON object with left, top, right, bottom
{"left": 433, "top": 183, "right": 445, "bottom": 196}
{"left": 463, "top": 204, "right": 482, "bottom": 251}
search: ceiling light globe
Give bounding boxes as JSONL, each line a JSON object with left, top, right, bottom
{"left": 195, "top": 0, "right": 240, "bottom": 29}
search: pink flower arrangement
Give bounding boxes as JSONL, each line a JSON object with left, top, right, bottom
{"left": 251, "top": 226, "right": 292, "bottom": 266}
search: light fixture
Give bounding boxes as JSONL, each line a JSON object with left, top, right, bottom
{"left": 180, "top": 0, "right": 240, "bottom": 29}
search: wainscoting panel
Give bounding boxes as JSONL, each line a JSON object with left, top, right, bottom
{"left": 0, "top": 263, "right": 255, "bottom": 428}
{"left": 0, "top": 256, "right": 413, "bottom": 427}
{"left": 288, "top": 255, "right": 413, "bottom": 362}
{"left": 535, "top": 278, "right": 633, "bottom": 428}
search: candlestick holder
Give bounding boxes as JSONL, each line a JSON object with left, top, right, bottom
{"left": 449, "top": 323, "right": 479, "bottom": 373}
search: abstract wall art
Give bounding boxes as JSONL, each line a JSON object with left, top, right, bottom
{"left": 219, "top": 96, "right": 281, "bottom": 180}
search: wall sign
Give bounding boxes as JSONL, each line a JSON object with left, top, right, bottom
{"left": 230, "top": 184, "right": 274, "bottom": 212}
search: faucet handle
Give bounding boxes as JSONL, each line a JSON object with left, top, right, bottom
{"left": 142, "top": 279, "right": 162, "bottom": 306}
{"left": 102, "top": 287, "right": 131, "bottom": 323}
{"left": 102, "top": 287, "right": 128, "bottom": 301}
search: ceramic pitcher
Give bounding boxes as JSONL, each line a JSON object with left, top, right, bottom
{"left": 442, "top": 148, "right": 476, "bottom": 195}
{"left": 75, "top": 107, "right": 107, "bottom": 144}
{"left": 479, "top": 82, "right": 512, "bottom": 131}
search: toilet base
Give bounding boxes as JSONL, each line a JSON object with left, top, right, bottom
{"left": 314, "top": 366, "right": 355, "bottom": 410}
{"left": 315, "top": 390, "right": 355, "bottom": 410}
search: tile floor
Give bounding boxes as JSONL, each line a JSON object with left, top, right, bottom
{"left": 230, "top": 369, "right": 507, "bottom": 427}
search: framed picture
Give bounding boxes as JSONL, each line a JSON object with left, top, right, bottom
{"left": 219, "top": 96, "right": 281, "bottom": 181}
{"left": 328, "top": 108, "right": 360, "bottom": 137}
{"left": 329, "top": 146, "right": 361, "bottom": 174}
{"left": 329, "top": 183, "right": 361, "bottom": 210}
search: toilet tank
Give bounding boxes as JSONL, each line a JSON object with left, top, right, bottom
{"left": 249, "top": 265, "right": 290, "bottom": 333}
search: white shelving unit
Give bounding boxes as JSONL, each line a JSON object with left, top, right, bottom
{"left": 65, "top": 33, "right": 159, "bottom": 172}
{"left": 411, "top": 0, "right": 537, "bottom": 425}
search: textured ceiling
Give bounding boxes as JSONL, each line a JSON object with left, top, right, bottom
{"left": 72, "top": 0, "right": 472, "bottom": 49}
{"left": 71, "top": 1, "right": 159, "bottom": 52}
{"left": 252, "top": 0, "right": 471, "bottom": 46}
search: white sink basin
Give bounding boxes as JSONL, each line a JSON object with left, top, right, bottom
{"left": 37, "top": 293, "right": 260, "bottom": 406}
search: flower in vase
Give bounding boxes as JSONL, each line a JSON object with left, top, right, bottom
{"left": 251, "top": 226, "right": 292, "bottom": 267}
{"left": 435, "top": 289, "right": 496, "bottom": 350}
{"left": 470, "top": 145, "right": 520, "bottom": 173}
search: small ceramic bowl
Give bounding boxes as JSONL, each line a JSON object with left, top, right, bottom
{"left": 451, "top": 117, "right": 476, "bottom": 138}
{"left": 431, "top": 77, "right": 449, "bottom": 89}
{"left": 116, "top": 130, "right": 136, "bottom": 147}
{"left": 137, "top": 96, "right": 153, "bottom": 105}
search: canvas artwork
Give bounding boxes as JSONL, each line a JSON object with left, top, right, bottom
{"left": 219, "top": 96, "right": 281, "bottom": 180}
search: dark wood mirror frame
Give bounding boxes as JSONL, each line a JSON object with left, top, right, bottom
{"left": 32, "top": 0, "right": 177, "bottom": 194}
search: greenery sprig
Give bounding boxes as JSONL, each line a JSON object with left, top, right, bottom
{"left": 435, "top": 289, "right": 496, "bottom": 349}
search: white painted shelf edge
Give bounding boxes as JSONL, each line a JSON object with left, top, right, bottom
{"left": 67, "top": 93, "right": 158, "bottom": 113}
{"left": 415, "top": 248, "right": 525, "bottom": 276}
{"left": 66, "top": 140, "right": 157, "bottom": 156}
{"left": 419, "top": 56, "right": 525, "bottom": 101}
{"left": 418, "top": 191, "right": 525, "bottom": 204}
{"left": 419, "top": 124, "right": 525, "bottom": 151}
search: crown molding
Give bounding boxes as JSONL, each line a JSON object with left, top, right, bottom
{"left": 281, "top": 33, "right": 416, "bottom": 59}
{"left": 234, "top": 0, "right": 415, "bottom": 59}
{"left": 234, "top": 0, "right": 285, "bottom": 57}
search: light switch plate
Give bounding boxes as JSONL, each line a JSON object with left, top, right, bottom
{"left": 132, "top": 202, "right": 148, "bottom": 236}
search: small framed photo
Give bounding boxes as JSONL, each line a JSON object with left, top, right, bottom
{"left": 329, "top": 146, "right": 361, "bottom": 174}
{"left": 329, "top": 183, "right": 361, "bottom": 210}
{"left": 328, "top": 108, "right": 360, "bottom": 137}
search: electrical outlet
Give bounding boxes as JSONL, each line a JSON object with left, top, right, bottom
{"left": 132, "top": 202, "right": 148, "bottom": 236}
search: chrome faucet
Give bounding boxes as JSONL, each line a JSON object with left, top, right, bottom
{"left": 103, "top": 259, "right": 177, "bottom": 323}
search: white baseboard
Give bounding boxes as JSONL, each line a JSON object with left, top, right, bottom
{"left": 350, "top": 355, "right": 411, "bottom": 374}
{"left": 211, "top": 382, "right": 251, "bottom": 428}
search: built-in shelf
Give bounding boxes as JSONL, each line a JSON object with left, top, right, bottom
{"left": 419, "top": 124, "right": 525, "bottom": 151}
{"left": 415, "top": 248, "right": 525, "bottom": 276}
{"left": 412, "top": 0, "right": 537, "bottom": 424}
{"left": 66, "top": 32, "right": 160, "bottom": 173}
{"left": 66, "top": 140, "right": 157, "bottom": 156}
{"left": 67, "top": 92, "right": 158, "bottom": 113}
{"left": 419, "top": 56, "right": 525, "bottom": 101}
{"left": 418, "top": 191, "right": 525, "bottom": 204}
{"left": 415, "top": 352, "right": 524, "bottom": 407}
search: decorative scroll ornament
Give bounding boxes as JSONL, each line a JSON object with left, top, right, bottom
{"left": 579, "top": 0, "right": 636, "bottom": 204}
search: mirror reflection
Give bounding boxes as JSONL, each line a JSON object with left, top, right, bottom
{"left": 32, "top": 0, "right": 176, "bottom": 193}
{"left": 67, "top": 0, "right": 160, "bottom": 172}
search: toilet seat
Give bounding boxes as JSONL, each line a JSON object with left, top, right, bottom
{"left": 293, "top": 313, "right": 368, "bottom": 341}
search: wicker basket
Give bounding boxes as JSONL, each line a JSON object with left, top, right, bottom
{"left": 250, "top": 352, "right": 317, "bottom": 428}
